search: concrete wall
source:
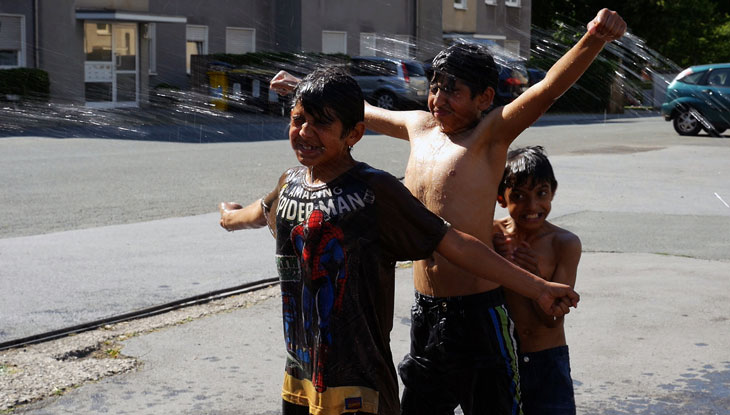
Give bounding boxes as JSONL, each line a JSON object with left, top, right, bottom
{"left": 299, "top": 0, "right": 419, "bottom": 56}
{"left": 150, "top": 0, "right": 275, "bottom": 89}
{"left": 476, "top": 0, "right": 531, "bottom": 58}
{"left": 0, "top": 0, "right": 36, "bottom": 68}
{"left": 38, "top": 0, "right": 85, "bottom": 103}
{"left": 274, "top": 0, "right": 300, "bottom": 52}
{"left": 76, "top": 0, "right": 148, "bottom": 11}
{"left": 415, "top": 0, "right": 444, "bottom": 61}
{"left": 442, "top": 0, "right": 476, "bottom": 33}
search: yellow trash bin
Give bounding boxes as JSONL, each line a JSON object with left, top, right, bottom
{"left": 207, "top": 71, "right": 228, "bottom": 111}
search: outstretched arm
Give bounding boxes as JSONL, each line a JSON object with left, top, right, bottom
{"left": 437, "top": 228, "right": 579, "bottom": 316}
{"left": 487, "top": 8, "right": 627, "bottom": 144}
{"left": 364, "top": 101, "right": 431, "bottom": 141}
{"left": 219, "top": 199, "right": 267, "bottom": 231}
{"left": 271, "top": 70, "right": 428, "bottom": 141}
{"left": 270, "top": 70, "right": 301, "bottom": 96}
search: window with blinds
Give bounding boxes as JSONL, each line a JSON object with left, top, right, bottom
{"left": 226, "top": 27, "right": 255, "bottom": 54}
{"left": 322, "top": 31, "right": 347, "bottom": 54}
{"left": 0, "top": 14, "right": 25, "bottom": 67}
{"left": 186, "top": 25, "right": 208, "bottom": 74}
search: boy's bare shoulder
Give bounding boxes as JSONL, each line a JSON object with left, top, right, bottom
{"left": 408, "top": 109, "right": 439, "bottom": 133}
{"left": 547, "top": 221, "right": 582, "bottom": 255}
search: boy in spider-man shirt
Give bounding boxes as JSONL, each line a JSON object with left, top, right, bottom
{"left": 219, "top": 67, "right": 578, "bottom": 415}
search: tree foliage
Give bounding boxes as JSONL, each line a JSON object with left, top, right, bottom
{"left": 532, "top": 0, "right": 730, "bottom": 68}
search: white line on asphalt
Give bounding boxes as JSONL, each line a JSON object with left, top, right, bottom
{"left": 715, "top": 192, "right": 730, "bottom": 208}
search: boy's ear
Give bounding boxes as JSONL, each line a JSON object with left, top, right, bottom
{"left": 497, "top": 194, "right": 507, "bottom": 207}
{"left": 345, "top": 121, "right": 365, "bottom": 147}
{"left": 477, "top": 87, "right": 495, "bottom": 112}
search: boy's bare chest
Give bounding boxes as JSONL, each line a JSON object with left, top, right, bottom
{"left": 404, "top": 136, "right": 500, "bottom": 208}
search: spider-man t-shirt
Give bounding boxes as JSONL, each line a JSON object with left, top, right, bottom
{"left": 266, "top": 163, "right": 449, "bottom": 415}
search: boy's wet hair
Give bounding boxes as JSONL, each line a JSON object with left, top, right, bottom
{"left": 292, "top": 66, "right": 364, "bottom": 137}
{"left": 431, "top": 41, "right": 498, "bottom": 98}
{"left": 498, "top": 146, "right": 558, "bottom": 197}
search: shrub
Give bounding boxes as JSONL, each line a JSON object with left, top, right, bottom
{"left": 0, "top": 68, "right": 50, "bottom": 101}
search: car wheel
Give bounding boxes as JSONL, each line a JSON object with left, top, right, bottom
{"left": 375, "top": 92, "right": 397, "bottom": 110}
{"left": 672, "top": 108, "right": 703, "bottom": 136}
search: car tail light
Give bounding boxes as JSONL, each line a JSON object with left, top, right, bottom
{"left": 505, "top": 77, "right": 522, "bottom": 86}
{"left": 401, "top": 63, "right": 410, "bottom": 83}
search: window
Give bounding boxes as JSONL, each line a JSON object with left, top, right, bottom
{"left": 454, "top": 0, "right": 467, "bottom": 10}
{"left": 322, "top": 31, "right": 347, "bottom": 54}
{"left": 485, "top": 0, "right": 497, "bottom": 5}
{"left": 0, "top": 14, "right": 25, "bottom": 68}
{"left": 706, "top": 69, "right": 730, "bottom": 88}
{"left": 359, "top": 33, "right": 376, "bottom": 56}
{"left": 677, "top": 70, "right": 705, "bottom": 85}
{"left": 186, "top": 25, "right": 208, "bottom": 74}
{"left": 505, "top": 0, "right": 521, "bottom": 7}
{"left": 226, "top": 27, "right": 255, "bottom": 54}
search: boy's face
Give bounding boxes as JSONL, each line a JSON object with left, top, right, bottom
{"left": 428, "top": 75, "right": 494, "bottom": 134}
{"left": 499, "top": 179, "right": 554, "bottom": 231}
{"left": 289, "top": 102, "right": 362, "bottom": 170}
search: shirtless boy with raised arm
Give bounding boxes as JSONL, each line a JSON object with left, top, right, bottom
{"left": 270, "top": 9, "right": 625, "bottom": 414}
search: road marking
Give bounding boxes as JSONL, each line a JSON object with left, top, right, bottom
{"left": 715, "top": 192, "right": 730, "bottom": 208}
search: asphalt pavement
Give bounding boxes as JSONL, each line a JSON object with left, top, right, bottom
{"left": 2, "top": 114, "right": 729, "bottom": 414}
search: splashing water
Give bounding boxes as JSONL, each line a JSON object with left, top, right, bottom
{"left": 0, "top": 24, "right": 686, "bottom": 143}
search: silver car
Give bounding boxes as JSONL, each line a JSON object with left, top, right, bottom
{"left": 349, "top": 56, "right": 429, "bottom": 110}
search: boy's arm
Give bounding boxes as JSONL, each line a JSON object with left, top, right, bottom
{"left": 219, "top": 199, "right": 267, "bottom": 231}
{"left": 219, "top": 175, "right": 283, "bottom": 232}
{"left": 436, "top": 227, "right": 579, "bottom": 317}
{"left": 540, "top": 232, "right": 582, "bottom": 326}
{"left": 513, "top": 234, "right": 581, "bottom": 327}
{"left": 364, "top": 101, "right": 429, "bottom": 141}
{"left": 484, "top": 8, "right": 626, "bottom": 145}
{"left": 270, "top": 70, "right": 427, "bottom": 141}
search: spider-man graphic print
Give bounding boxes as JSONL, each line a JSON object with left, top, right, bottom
{"left": 291, "top": 209, "right": 348, "bottom": 392}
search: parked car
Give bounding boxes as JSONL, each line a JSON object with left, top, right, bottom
{"left": 348, "top": 56, "right": 429, "bottom": 110}
{"left": 493, "top": 59, "right": 530, "bottom": 106}
{"left": 661, "top": 63, "right": 730, "bottom": 136}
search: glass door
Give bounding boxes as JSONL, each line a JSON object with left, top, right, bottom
{"left": 113, "top": 23, "right": 138, "bottom": 106}
{"left": 84, "top": 22, "right": 138, "bottom": 107}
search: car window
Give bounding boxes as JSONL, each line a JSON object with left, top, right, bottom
{"left": 350, "top": 60, "right": 376, "bottom": 76}
{"left": 706, "top": 69, "right": 730, "bottom": 87}
{"left": 677, "top": 70, "right": 706, "bottom": 85}
{"left": 351, "top": 60, "right": 397, "bottom": 76}
{"left": 377, "top": 61, "right": 397, "bottom": 76}
{"left": 404, "top": 62, "right": 425, "bottom": 76}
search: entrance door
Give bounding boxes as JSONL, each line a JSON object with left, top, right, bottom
{"left": 84, "top": 22, "right": 138, "bottom": 107}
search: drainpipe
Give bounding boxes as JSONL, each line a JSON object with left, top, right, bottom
{"left": 413, "top": 0, "right": 419, "bottom": 59}
{"left": 33, "top": 0, "right": 39, "bottom": 68}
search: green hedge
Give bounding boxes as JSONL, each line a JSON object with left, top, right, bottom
{"left": 0, "top": 68, "right": 50, "bottom": 101}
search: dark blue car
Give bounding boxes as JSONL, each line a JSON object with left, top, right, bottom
{"left": 661, "top": 63, "right": 730, "bottom": 136}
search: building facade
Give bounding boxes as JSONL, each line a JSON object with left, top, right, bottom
{"left": 0, "top": 0, "right": 529, "bottom": 107}
{"left": 443, "top": 0, "right": 532, "bottom": 59}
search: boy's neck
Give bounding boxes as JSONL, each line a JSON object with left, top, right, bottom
{"left": 439, "top": 117, "right": 482, "bottom": 138}
{"left": 306, "top": 158, "right": 359, "bottom": 185}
